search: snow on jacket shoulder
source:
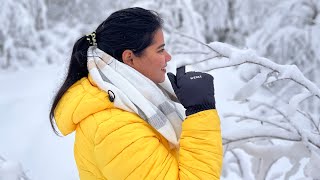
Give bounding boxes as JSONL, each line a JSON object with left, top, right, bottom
{"left": 54, "top": 76, "right": 223, "bottom": 180}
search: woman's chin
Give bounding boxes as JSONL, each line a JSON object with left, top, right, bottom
{"left": 152, "top": 76, "right": 165, "bottom": 84}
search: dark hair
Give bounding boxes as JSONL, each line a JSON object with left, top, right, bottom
{"left": 49, "top": 7, "right": 163, "bottom": 135}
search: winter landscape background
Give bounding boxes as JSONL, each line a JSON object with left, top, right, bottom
{"left": 1, "top": 0, "right": 320, "bottom": 179}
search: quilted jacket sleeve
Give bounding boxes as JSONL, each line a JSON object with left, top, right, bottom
{"left": 94, "top": 109, "right": 223, "bottom": 180}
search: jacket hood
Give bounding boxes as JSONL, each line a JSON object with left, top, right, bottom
{"left": 54, "top": 76, "right": 113, "bottom": 136}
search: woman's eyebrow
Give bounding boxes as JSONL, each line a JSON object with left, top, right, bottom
{"left": 157, "top": 44, "right": 165, "bottom": 49}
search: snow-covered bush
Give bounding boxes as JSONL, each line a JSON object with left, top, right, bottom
{"left": 0, "top": 156, "right": 29, "bottom": 180}
{"left": 0, "top": 0, "right": 46, "bottom": 69}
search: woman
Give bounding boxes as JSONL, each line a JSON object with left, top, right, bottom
{"left": 49, "top": 7, "right": 222, "bottom": 180}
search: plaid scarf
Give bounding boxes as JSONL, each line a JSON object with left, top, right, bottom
{"left": 87, "top": 46, "right": 185, "bottom": 148}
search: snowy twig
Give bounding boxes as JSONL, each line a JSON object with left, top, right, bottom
{"left": 223, "top": 135, "right": 301, "bottom": 147}
{"left": 223, "top": 144, "right": 229, "bottom": 159}
{"left": 171, "top": 51, "right": 211, "bottom": 54}
{"left": 247, "top": 101, "right": 320, "bottom": 149}
{"left": 224, "top": 113, "right": 294, "bottom": 132}
{"left": 173, "top": 31, "right": 227, "bottom": 57}
{"left": 262, "top": 158, "right": 278, "bottom": 180}
{"left": 261, "top": 83, "right": 320, "bottom": 134}
{"left": 247, "top": 102, "right": 296, "bottom": 129}
{"left": 230, "top": 150, "right": 244, "bottom": 177}
{"left": 297, "top": 109, "right": 320, "bottom": 132}
{"left": 262, "top": 86, "right": 320, "bottom": 132}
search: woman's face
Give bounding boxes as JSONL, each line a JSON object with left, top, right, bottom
{"left": 129, "top": 29, "right": 171, "bottom": 83}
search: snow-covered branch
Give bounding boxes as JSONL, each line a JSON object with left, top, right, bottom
{"left": 184, "top": 42, "right": 320, "bottom": 100}
{"left": 234, "top": 142, "right": 311, "bottom": 180}
{"left": 173, "top": 35, "right": 320, "bottom": 150}
{"left": 223, "top": 128, "right": 302, "bottom": 147}
{"left": 224, "top": 113, "right": 295, "bottom": 132}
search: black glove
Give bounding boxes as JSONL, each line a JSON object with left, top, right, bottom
{"left": 167, "top": 66, "right": 216, "bottom": 116}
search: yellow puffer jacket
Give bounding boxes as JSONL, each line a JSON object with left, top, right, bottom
{"left": 54, "top": 76, "right": 223, "bottom": 180}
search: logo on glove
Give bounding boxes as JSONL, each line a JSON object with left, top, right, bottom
{"left": 190, "top": 75, "right": 202, "bottom": 80}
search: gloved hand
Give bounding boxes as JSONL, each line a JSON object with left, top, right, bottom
{"left": 167, "top": 66, "right": 216, "bottom": 116}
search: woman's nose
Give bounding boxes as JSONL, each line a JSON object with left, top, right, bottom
{"left": 165, "top": 51, "right": 171, "bottom": 62}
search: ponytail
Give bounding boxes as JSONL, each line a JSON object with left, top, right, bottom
{"left": 49, "top": 36, "right": 89, "bottom": 135}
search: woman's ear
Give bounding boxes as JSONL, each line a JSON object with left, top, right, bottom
{"left": 122, "top": 50, "right": 134, "bottom": 67}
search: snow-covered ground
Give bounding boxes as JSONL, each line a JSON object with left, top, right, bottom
{"left": 0, "top": 65, "right": 78, "bottom": 179}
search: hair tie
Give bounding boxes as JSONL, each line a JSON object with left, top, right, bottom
{"left": 86, "top": 31, "right": 97, "bottom": 46}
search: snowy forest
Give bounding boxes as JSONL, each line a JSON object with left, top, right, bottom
{"left": 1, "top": 0, "right": 320, "bottom": 179}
